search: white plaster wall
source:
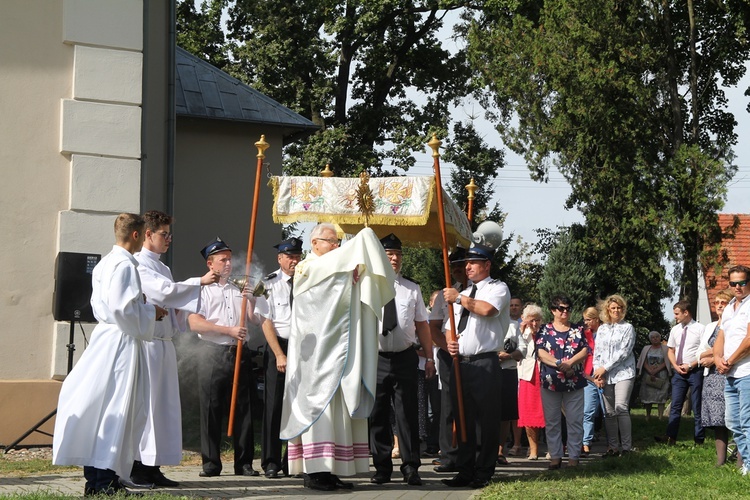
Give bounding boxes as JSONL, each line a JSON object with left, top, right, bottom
{"left": 73, "top": 46, "right": 142, "bottom": 104}
{"left": 63, "top": 0, "right": 143, "bottom": 50}
{"left": 58, "top": 211, "right": 120, "bottom": 258}
{"left": 60, "top": 99, "right": 141, "bottom": 158}
{"left": 70, "top": 155, "right": 141, "bottom": 212}
{"left": 0, "top": 1, "right": 72, "bottom": 380}
{"left": 51, "top": 322, "right": 96, "bottom": 379}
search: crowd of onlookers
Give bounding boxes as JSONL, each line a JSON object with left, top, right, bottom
{"left": 418, "top": 265, "right": 750, "bottom": 473}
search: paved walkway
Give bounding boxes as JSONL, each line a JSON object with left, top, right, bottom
{"left": 0, "top": 448, "right": 606, "bottom": 499}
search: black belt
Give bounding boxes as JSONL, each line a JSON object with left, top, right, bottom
{"left": 277, "top": 337, "right": 289, "bottom": 348}
{"left": 202, "top": 341, "right": 252, "bottom": 353}
{"left": 379, "top": 348, "right": 413, "bottom": 359}
{"left": 458, "top": 352, "right": 498, "bottom": 363}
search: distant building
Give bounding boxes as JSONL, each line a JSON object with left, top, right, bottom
{"left": 698, "top": 214, "right": 750, "bottom": 323}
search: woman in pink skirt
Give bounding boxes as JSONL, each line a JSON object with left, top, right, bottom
{"left": 517, "top": 303, "right": 546, "bottom": 459}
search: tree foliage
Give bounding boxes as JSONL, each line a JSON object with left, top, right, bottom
{"left": 177, "top": 0, "right": 488, "bottom": 177}
{"left": 467, "top": 0, "right": 749, "bottom": 319}
{"left": 535, "top": 227, "right": 595, "bottom": 324}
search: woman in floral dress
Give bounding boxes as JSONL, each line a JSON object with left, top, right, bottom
{"left": 535, "top": 295, "right": 589, "bottom": 469}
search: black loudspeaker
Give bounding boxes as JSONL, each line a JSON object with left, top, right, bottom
{"left": 53, "top": 252, "right": 101, "bottom": 323}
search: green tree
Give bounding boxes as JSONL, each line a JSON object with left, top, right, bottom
{"left": 176, "top": 0, "right": 230, "bottom": 68}
{"left": 536, "top": 228, "right": 596, "bottom": 323}
{"left": 466, "top": 0, "right": 748, "bottom": 318}
{"left": 179, "top": 0, "right": 483, "bottom": 177}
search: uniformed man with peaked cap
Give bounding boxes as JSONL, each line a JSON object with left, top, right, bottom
{"left": 257, "top": 237, "right": 303, "bottom": 478}
{"left": 369, "top": 233, "right": 435, "bottom": 486}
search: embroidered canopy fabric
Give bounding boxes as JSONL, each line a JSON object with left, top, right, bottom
{"left": 269, "top": 175, "right": 472, "bottom": 248}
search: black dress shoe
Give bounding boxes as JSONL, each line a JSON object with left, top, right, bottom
{"left": 149, "top": 469, "right": 180, "bottom": 487}
{"left": 119, "top": 477, "right": 155, "bottom": 489}
{"left": 303, "top": 473, "right": 336, "bottom": 491}
{"left": 371, "top": 472, "right": 391, "bottom": 484}
{"left": 331, "top": 474, "right": 354, "bottom": 489}
{"left": 198, "top": 470, "right": 220, "bottom": 477}
{"left": 404, "top": 471, "right": 423, "bottom": 486}
{"left": 441, "top": 475, "right": 472, "bottom": 487}
{"left": 470, "top": 478, "right": 492, "bottom": 488}
{"left": 265, "top": 465, "right": 280, "bottom": 478}
{"left": 235, "top": 464, "right": 260, "bottom": 476}
{"left": 434, "top": 463, "right": 459, "bottom": 473}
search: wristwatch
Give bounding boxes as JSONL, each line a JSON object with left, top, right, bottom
{"left": 426, "top": 358, "right": 434, "bottom": 363}
{"left": 555, "top": 359, "right": 562, "bottom": 368}
{"left": 454, "top": 295, "right": 462, "bottom": 305}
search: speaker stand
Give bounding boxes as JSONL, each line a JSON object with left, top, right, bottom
{"left": 3, "top": 321, "right": 77, "bottom": 453}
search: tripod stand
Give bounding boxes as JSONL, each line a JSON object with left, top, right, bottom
{"left": 3, "top": 320, "right": 78, "bottom": 453}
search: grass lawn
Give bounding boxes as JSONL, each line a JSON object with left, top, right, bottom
{"left": 481, "top": 408, "right": 744, "bottom": 499}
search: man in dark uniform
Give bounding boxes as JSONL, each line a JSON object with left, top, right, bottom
{"left": 428, "top": 248, "right": 467, "bottom": 472}
{"left": 369, "top": 234, "right": 435, "bottom": 486}
{"left": 187, "top": 238, "right": 261, "bottom": 478}
{"left": 258, "top": 237, "right": 303, "bottom": 478}
{"left": 439, "top": 241, "right": 510, "bottom": 488}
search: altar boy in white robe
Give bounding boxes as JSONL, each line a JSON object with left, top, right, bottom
{"left": 53, "top": 213, "right": 168, "bottom": 496}
{"left": 124, "top": 210, "right": 219, "bottom": 488}
{"left": 281, "top": 223, "right": 395, "bottom": 491}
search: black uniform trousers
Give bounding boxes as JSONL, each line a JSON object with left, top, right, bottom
{"left": 437, "top": 348, "right": 458, "bottom": 465}
{"left": 197, "top": 341, "right": 255, "bottom": 475}
{"left": 450, "top": 353, "right": 502, "bottom": 483}
{"left": 261, "top": 337, "right": 288, "bottom": 472}
{"left": 369, "top": 347, "right": 422, "bottom": 477}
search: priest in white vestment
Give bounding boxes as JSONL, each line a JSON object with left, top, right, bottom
{"left": 53, "top": 213, "right": 167, "bottom": 495}
{"left": 281, "top": 224, "right": 395, "bottom": 491}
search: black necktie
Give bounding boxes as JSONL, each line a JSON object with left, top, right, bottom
{"left": 382, "top": 299, "right": 397, "bottom": 336}
{"left": 288, "top": 278, "right": 294, "bottom": 307}
{"left": 457, "top": 285, "right": 477, "bottom": 333}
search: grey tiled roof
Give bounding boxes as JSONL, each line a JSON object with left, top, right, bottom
{"left": 175, "top": 47, "right": 318, "bottom": 143}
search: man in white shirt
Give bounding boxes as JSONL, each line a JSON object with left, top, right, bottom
{"left": 440, "top": 242, "right": 510, "bottom": 488}
{"left": 658, "top": 300, "right": 705, "bottom": 445}
{"left": 509, "top": 297, "right": 523, "bottom": 325}
{"left": 187, "top": 238, "right": 262, "bottom": 478}
{"left": 714, "top": 265, "right": 750, "bottom": 473}
{"left": 369, "top": 234, "right": 435, "bottom": 486}
{"left": 125, "top": 211, "right": 219, "bottom": 488}
{"left": 257, "top": 237, "right": 303, "bottom": 478}
{"left": 428, "top": 248, "right": 467, "bottom": 473}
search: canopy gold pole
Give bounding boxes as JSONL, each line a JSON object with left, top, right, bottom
{"left": 465, "top": 177, "right": 477, "bottom": 224}
{"left": 429, "top": 134, "right": 467, "bottom": 443}
{"left": 228, "top": 135, "right": 269, "bottom": 435}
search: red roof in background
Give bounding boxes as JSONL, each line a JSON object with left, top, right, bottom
{"left": 703, "top": 214, "right": 750, "bottom": 319}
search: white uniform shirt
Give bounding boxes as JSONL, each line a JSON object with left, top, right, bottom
{"left": 196, "top": 282, "right": 256, "bottom": 345}
{"left": 429, "top": 281, "right": 470, "bottom": 326}
{"left": 449, "top": 276, "right": 510, "bottom": 356}
{"left": 721, "top": 295, "right": 750, "bottom": 378}
{"left": 667, "top": 319, "right": 704, "bottom": 365}
{"left": 259, "top": 268, "right": 294, "bottom": 339}
{"left": 378, "top": 275, "right": 429, "bottom": 353}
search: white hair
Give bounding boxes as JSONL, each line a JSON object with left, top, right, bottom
{"left": 522, "top": 303, "right": 543, "bottom": 320}
{"left": 310, "top": 223, "right": 336, "bottom": 242}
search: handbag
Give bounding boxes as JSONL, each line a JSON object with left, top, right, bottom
{"left": 504, "top": 337, "right": 518, "bottom": 354}
{"left": 643, "top": 373, "right": 666, "bottom": 389}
